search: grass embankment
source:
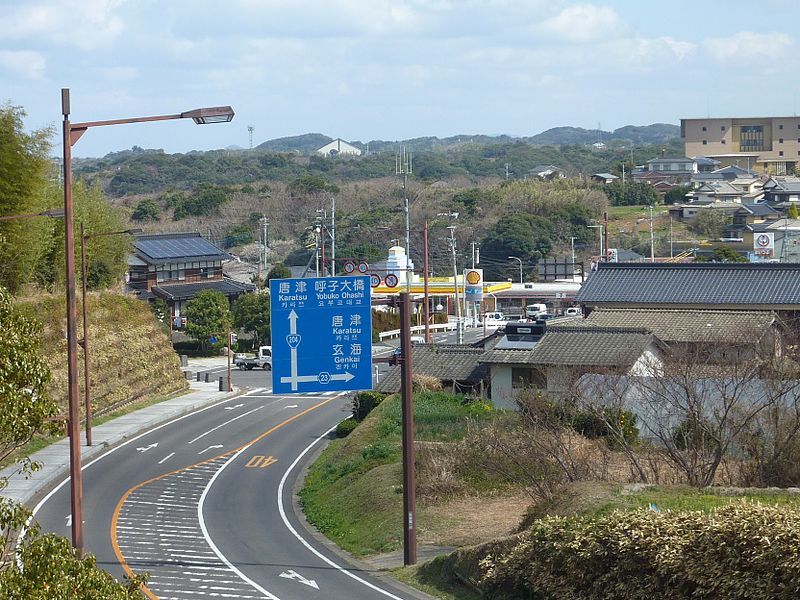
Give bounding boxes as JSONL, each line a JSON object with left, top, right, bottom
{"left": 300, "top": 391, "right": 502, "bottom": 557}
{"left": 4, "top": 291, "right": 187, "bottom": 467}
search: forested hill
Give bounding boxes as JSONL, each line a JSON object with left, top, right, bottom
{"left": 75, "top": 136, "right": 683, "bottom": 198}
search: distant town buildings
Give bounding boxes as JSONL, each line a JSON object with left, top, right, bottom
{"left": 681, "top": 116, "right": 800, "bottom": 175}
{"left": 315, "top": 138, "right": 362, "bottom": 157}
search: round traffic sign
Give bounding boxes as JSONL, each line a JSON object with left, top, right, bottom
{"left": 370, "top": 273, "right": 381, "bottom": 288}
{"left": 358, "top": 261, "right": 369, "bottom": 273}
{"left": 384, "top": 273, "right": 399, "bottom": 288}
{"left": 344, "top": 261, "right": 356, "bottom": 274}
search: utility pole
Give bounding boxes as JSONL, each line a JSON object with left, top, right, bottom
{"left": 669, "top": 215, "right": 673, "bottom": 259}
{"left": 570, "top": 236, "right": 577, "bottom": 279}
{"left": 331, "top": 196, "right": 336, "bottom": 275}
{"left": 649, "top": 205, "right": 655, "bottom": 262}
{"left": 505, "top": 162, "right": 511, "bottom": 180}
{"left": 448, "top": 225, "right": 463, "bottom": 344}
{"left": 398, "top": 292, "right": 417, "bottom": 564}
{"left": 423, "top": 221, "right": 431, "bottom": 343}
{"left": 396, "top": 147, "right": 413, "bottom": 293}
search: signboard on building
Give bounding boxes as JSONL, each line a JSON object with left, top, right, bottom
{"left": 754, "top": 233, "right": 775, "bottom": 257}
{"left": 538, "top": 258, "right": 577, "bottom": 280}
{"left": 270, "top": 276, "right": 373, "bottom": 394}
{"left": 464, "top": 268, "right": 484, "bottom": 302}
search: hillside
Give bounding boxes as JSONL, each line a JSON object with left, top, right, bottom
{"left": 17, "top": 291, "right": 187, "bottom": 418}
{"left": 256, "top": 133, "right": 333, "bottom": 153}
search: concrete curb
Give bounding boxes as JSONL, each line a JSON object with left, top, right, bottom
{"left": 289, "top": 430, "right": 438, "bottom": 600}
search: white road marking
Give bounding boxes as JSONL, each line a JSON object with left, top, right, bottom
{"left": 284, "top": 405, "right": 298, "bottom": 409}
{"left": 198, "top": 451, "right": 281, "bottom": 599}
{"left": 187, "top": 406, "right": 264, "bottom": 444}
{"left": 158, "top": 452, "right": 176, "bottom": 465}
{"left": 277, "top": 415, "right": 405, "bottom": 599}
{"left": 137, "top": 443, "right": 158, "bottom": 453}
{"left": 279, "top": 569, "right": 319, "bottom": 589}
{"left": 224, "top": 403, "right": 245, "bottom": 411}
{"left": 65, "top": 514, "right": 71, "bottom": 527}
{"left": 198, "top": 445, "right": 224, "bottom": 455}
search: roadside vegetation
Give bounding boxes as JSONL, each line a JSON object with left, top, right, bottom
{"left": 302, "top": 337, "right": 800, "bottom": 599}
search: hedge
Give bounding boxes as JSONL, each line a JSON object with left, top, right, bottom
{"left": 478, "top": 502, "right": 800, "bottom": 599}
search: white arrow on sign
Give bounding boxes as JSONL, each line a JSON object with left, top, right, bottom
{"left": 224, "top": 403, "right": 244, "bottom": 411}
{"left": 136, "top": 443, "right": 158, "bottom": 453}
{"left": 198, "top": 444, "right": 223, "bottom": 455}
{"left": 279, "top": 570, "right": 319, "bottom": 590}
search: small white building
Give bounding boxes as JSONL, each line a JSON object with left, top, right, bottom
{"left": 316, "top": 138, "right": 362, "bottom": 157}
{"left": 370, "top": 246, "right": 416, "bottom": 284}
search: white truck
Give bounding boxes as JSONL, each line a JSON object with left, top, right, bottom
{"left": 525, "top": 303, "right": 549, "bottom": 319}
{"left": 233, "top": 345, "right": 272, "bottom": 370}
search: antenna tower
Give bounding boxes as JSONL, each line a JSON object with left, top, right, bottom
{"left": 396, "top": 146, "right": 413, "bottom": 292}
{"left": 247, "top": 125, "right": 254, "bottom": 150}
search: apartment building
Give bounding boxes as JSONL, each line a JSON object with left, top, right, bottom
{"left": 681, "top": 116, "right": 800, "bottom": 175}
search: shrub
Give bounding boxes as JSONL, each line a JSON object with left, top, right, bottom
{"left": 479, "top": 502, "right": 800, "bottom": 599}
{"left": 352, "top": 391, "right": 386, "bottom": 421}
{"left": 335, "top": 418, "right": 358, "bottom": 438}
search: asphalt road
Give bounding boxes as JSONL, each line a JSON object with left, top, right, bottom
{"left": 32, "top": 378, "right": 422, "bottom": 599}
{"left": 32, "top": 331, "right": 493, "bottom": 599}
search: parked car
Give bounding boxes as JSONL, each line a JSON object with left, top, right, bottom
{"left": 565, "top": 306, "right": 582, "bottom": 317}
{"left": 233, "top": 345, "right": 272, "bottom": 370}
{"left": 525, "top": 303, "right": 549, "bottom": 319}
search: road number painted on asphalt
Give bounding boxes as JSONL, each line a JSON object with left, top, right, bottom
{"left": 245, "top": 455, "right": 278, "bottom": 469}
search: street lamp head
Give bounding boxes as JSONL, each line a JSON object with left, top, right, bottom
{"left": 42, "top": 208, "right": 66, "bottom": 218}
{"left": 180, "top": 106, "right": 235, "bottom": 124}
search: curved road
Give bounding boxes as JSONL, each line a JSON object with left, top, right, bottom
{"left": 32, "top": 369, "right": 423, "bottom": 600}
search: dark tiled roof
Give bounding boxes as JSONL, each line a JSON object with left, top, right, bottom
{"left": 134, "top": 233, "right": 229, "bottom": 265}
{"left": 576, "top": 263, "right": 800, "bottom": 307}
{"left": 376, "top": 345, "right": 488, "bottom": 393}
{"left": 481, "top": 327, "right": 658, "bottom": 367}
{"left": 741, "top": 203, "right": 778, "bottom": 216}
{"left": 152, "top": 278, "right": 255, "bottom": 301}
{"left": 568, "top": 308, "right": 778, "bottom": 343}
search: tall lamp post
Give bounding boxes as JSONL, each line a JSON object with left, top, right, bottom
{"left": 508, "top": 256, "right": 523, "bottom": 283}
{"left": 61, "top": 88, "right": 233, "bottom": 553}
{"left": 79, "top": 225, "right": 142, "bottom": 447}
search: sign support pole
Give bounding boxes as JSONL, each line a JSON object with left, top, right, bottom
{"left": 423, "top": 221, "right": 431, "bottom": 343}
{"left": 399, "top": 292, "right": 417, "bottom": 565}
{"left": 227, "top": 326, "right": 232, "bottom": 392}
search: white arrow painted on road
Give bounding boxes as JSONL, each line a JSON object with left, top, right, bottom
{"left": 136, "top": 443, "right": 158, "bottom": 453}
{"left": 224, "top": 403, "right": 244, "bottom": 410}
{"left": 65, "top": 514, "right": 71, "bottom": 527}
{"left": 198, "top": 444, "right": 223, "bottom": 455}
{"left": 279, "top": 569, "right": 319, "bottom": 590}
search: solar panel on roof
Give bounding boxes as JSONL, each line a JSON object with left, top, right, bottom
{"left": 136, "top": 236, "right": 225, "bottom": 260}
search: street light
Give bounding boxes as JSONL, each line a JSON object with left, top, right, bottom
{"left": 79, "top": 225, "right": 142, "bottom": 447}
{"left": 508, "top": 256, "right": 523, "bottom": 283}
{"left": 61, "top": 88, "right": 233, "bottom": 554}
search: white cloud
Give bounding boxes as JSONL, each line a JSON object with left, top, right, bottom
{"left": 0, "top": 0, "right": 126, "bottom": 50}
{"left": 703, "top": 31, "right": 796, "bottom": 65}
{"left": 0, "top": 50, "right": 46, "bottom": 79}
{"left": 539, "top": 4, "right": 627, "bottom": 43}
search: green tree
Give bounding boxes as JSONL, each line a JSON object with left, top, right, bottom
{"left": 688, "top": 209, "right": 730, "bottom": 239}
{"left": 664, "top": 184, "right": 692, "bottom": 205}
{"left": 233, "top": 291, "right": 271, "bottom": 347}
{"left": 788, "top": 202, "right": 799, "bottom": 220}
{"left": 0, "top": 105, "right": 55, "bottom": 294}
{"left": 131, "top": 198, "right": 160, "bottom": 222}
{"left": 603, "top": 182, "right": 660, "bottom": 206}
{"left": 0, "top": 287, "right": 145, "bottom": 596}
{"left": 184, "top": 290, "right": 231, "bottom": 350}
{"left": 695, "top": 246, "right": 748, "bottom": 263}
{"left": 480, "top": 214, "right": 554, "bottom": 280}
{"left": 266, "top": 262, "right": 291, "bottom": 282}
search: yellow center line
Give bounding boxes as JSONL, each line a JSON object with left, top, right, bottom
{"left": 110, "top": 396, "right": 335, "bottom": 598}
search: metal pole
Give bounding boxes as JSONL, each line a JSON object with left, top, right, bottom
{"left": 321, "top": 226, "right": 326, "bottom": 277}
{"left": 649, "top": 205, "right": 655, "bottom": 262}
{"left": 80, "top": 224, "right": 92, "bottom": 446}
{"left": 404, "top": 172, "right": 411, "bottom": 293}
{"left": 450, "top": 229, "right": 463, "bottom": 344}
{"left": 227, "top": 326, "right": 232, "bottom": 392}
{"left": 62, "top": 88, "right": 84, "bottom": 555}
{"left": 331, "top": 196, "right": 336, "bottom": 275}
{"left": 423, "top": 221, "right": 431, "bottom": 343}
{"left": 398, "top": 292, "right": 417, "bottom": 565}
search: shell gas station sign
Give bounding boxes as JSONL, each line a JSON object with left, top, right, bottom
{"left": 464, "top": 268, "right": 484, "bottom": 302}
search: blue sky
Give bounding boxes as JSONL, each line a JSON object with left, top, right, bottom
{"left": 2, "top": 0, "right": 799, "bottom": 157}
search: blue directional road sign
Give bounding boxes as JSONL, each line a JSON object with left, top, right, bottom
{"left": 270, "top": 276, "right": 373, "bottom": 394}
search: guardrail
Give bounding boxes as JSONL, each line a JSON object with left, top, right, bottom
{"left": 378, "top": 322, "right": 459, "bottom": 341}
